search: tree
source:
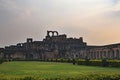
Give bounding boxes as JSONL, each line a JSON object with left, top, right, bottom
{"left": 0, "top": 58, "right": 4, "bottom": 64}
{"left": 102, "top": 58, "right": 108, "bottom": 67}
{"left": 72, "top": 59, "right": 76, "bottom": 65}
{"left": 85, "top": 56, "right": 90, "bottom": 66}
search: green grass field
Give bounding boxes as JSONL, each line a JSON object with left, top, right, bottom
{"left": 0, "top": 61, "right": 120, "bottom": 79}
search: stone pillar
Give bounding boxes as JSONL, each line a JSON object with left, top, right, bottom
{"left": 98, "top": 51, "right": 100, "bottom": 59}
{"left": 93, "top": 51, "right": 96, "bottom": 59}
{"left": 96, "top": 51, "right": 99, "bottom": 59}
{"left": 52, "top": 32, "right": 54, "bottom": 36}
{"left": 94, "top": 52, "right": 96, "bottom": 59}
{"left": 104, "top": 51, "right": 106, "bottom": 58}
{"left": 107, "top": 51, "right": 110, "bottom": 59}
{"left": 47, "top": 31, "right": 49, "bottom": 36}
{"left": 114, "top": 50, "right": 116, "bottom": 59}
{"left": 91, "top": 52, "right": 93, "bottom": 59}
{"left": 116, "top": 49, "right": 119, "bottom": 59}
{"left": 110, "top": 50, "right": 114, "bottom": 59}
{"left": 100, "top": 51, "right": 102, "bottom": 59}
{"left": 118, "top": 49, "right": 120, "bottom": 59}
{"left": 101, "top": 51, "right": 104, "bottom": 58}
{"left": 106, "top": 50, "right": 108, "bottom": 59}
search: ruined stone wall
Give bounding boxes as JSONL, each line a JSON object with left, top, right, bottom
{"left": 86, "top": 46, "right": 120, "bottom": 59}
{"left": 43, "top": 50, "right": 59, "bottom": 59}
{"left": 65, "top": 50, "right": 86, "bottom": 59}
{"left": 0, "top": 52, "right": 3, "bottom": 58}
{"left": 11, "top": 52, "right": 26, "bottom": 59}
{"left": 2, "top": 31, "right": 120, "bottom": 60}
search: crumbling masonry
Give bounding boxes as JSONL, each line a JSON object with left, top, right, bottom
{"left": 0, "top": 31, "right": 120, "bottom": 60}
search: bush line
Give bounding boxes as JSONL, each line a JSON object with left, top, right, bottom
{"left": 5, "top": 58, "right": 119, "bottom": 67}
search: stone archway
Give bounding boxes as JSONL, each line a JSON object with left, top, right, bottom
{"left": 47, "top": 31, "right": 54, "bottom": 37}
{"left": 47, "top": 31, "right": 59, "bottom": 37}
{"left": 111, "top": 50, "right": 115, "bottom": 59}
{"left": 53, "top": 31, "right": 58, "bottom": 36}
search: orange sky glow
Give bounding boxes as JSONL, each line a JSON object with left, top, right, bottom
{"left": 0, "top": 0, "right": 120, "bottom": 47}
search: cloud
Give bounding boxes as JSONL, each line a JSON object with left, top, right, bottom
{"left": 0, "top": 0, "right": 120, "bottom": 47}
{"left": 109, "top": 0, "right": 120, "bottom": 5}
{"left": 102, "top": 0, "right": 120, "bottom": 19}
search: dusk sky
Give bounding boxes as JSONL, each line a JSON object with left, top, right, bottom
{"left": 0, "top": 0, "right": 120, "bottom": 47}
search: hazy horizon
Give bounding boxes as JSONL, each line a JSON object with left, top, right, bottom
{"left": 0, "top": 0, "right": 120, "bottom": 47}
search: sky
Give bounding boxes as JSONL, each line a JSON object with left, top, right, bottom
{"left": 0, "top": 0, "right": 120, "bottom": 47}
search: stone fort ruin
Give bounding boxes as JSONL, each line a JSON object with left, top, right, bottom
{"left": 0, "top": 31, "right": 120, "bottom": 60}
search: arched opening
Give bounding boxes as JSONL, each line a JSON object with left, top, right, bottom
{"left": 108, "top": 51, "right": 110, "bottom": 59}
{"left": 97, "top": 51, "right": 100, "bottom": 59}
{"left": 27, "top": 38, "right": 33, "bottom": 43}
{"left": 47, "top": 31, "right": 54, "bottom": 37}
{"left": 104, "top": 51, "right": 106, "bottom": 58}
{"left": 100, "top": 51, "right": 102, "bottom": 58}
{"left": 47, "top": 31, "right": 58, "bottom": 37}
{"left": 54, "top": 31, "right": 58, "bottom": 36}
{"left": 49, "top": 32, "right": 53, "bottom": 37}
{"left": 94, "top": 52, "right": 96, "bottom": 59}
{"left": 91, "top": 52, "right": 93, "bottom": 59}
{"left": 111, "top": 50, "right": 115, "bottom": 59}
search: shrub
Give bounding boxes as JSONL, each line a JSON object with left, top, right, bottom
{"left": 108, "top": 60, "right": 120, "bottom": 67}
{"left": 77, "top": 59, "right": 120, "bottom": 67}
{"left": 0, "top": 58, "right": 4, "bottom": 64}
{"left": 89, "top": 60, "right": 102, "bottom": 66}
{"left": 67, "top": 59, "right": 72, "bottom": 63}
{"left": 76, "top": 60, "right": 86, "bottom": 65}
{"left": 102, "top": 58, "right": 108, "bottom": 67}
{"left": 72, "top": 59, "right": 76, "bottom": 65}
{"left": 85, "top": 57, "right": 90, "bottom": 66}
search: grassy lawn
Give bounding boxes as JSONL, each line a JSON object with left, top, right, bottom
{"left": 0, "top": 61, "right": 120, "bottom": 79}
